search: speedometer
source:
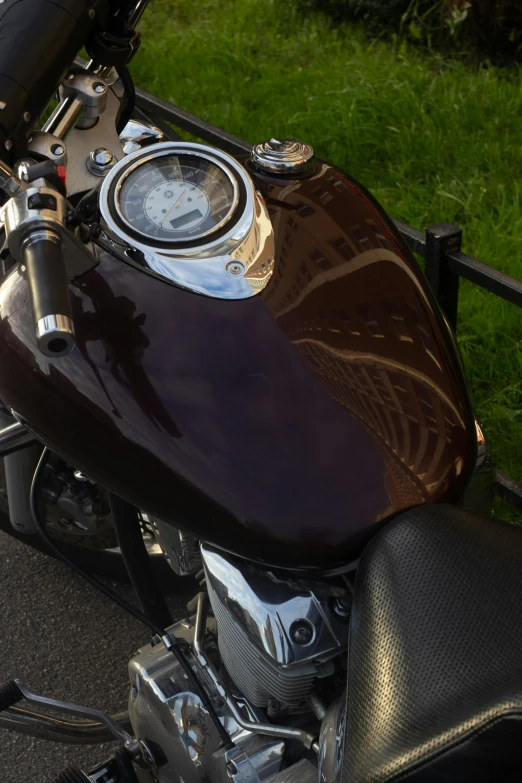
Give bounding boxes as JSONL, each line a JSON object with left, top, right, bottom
{"left": 99, "top": 142, "right": 275, "bottom": 300}
{"left": 115, "top": 152, "right": 239, "bottom": 243}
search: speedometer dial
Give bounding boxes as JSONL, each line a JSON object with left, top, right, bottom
{"left": 115, "top": 152, "right": 239, "bottom": 243}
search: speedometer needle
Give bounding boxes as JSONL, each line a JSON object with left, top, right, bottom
{"left": 161, "top": 189, "right": 186, "bottom": 227}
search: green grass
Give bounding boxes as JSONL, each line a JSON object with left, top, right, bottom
{"left": 133, "top": 0, "right": 522, "bottom": 506}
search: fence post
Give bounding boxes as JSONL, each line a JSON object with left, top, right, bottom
{"left": 425, "top": 224, "right": 462, "bottom": 331}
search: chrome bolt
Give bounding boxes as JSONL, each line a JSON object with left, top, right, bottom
{"left": 51, "top": 144, "right": 65, "bottom": 157}
{"left": 16, "top": 159, "right": 33, "bottom": 181}
{"left": 87, "top": 147, "right": 116, "bottom": 176}
{"left": 4, "top": 140, "right": 12, "bottom": 151}
{"left": 125, "top": 739, "right": 142, "bottom": 760}
{"left": 226, "top": 261, "right": 246, "bottom": 276}
{"left": 92, "top": 82, "right": 106, "bottom": 94}
{"left": 23, "top": 112, "right": 30, "bottom": 122}
{"left": 334, "top": 596, "right": 352, "bottom": 618}
{"left": 290, "top": 619, "right": 314, "bottom": 645}
{"left": 89, "top": 7, "right": 95, "bottom": 18}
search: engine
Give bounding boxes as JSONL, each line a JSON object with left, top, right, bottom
{"left": 201, "top": 545, "right": 349, "bottom": 712}
{"left": 128, "top": 544, "right": 350, "bottom": 783}
{"left": 128, "top": 596, "right": 319, "bottom": 783}
{"left": 128, "top": 612, "right": 276, "bottom": 782}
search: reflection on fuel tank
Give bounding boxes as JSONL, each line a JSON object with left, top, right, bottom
{"left": 73, "top": 275, "right": 180, "bottom": 438}
{"left": 259, "top": 163, "right": 472, "bottom": 516}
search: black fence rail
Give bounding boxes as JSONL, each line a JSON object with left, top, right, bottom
{"left": 135, "top": 87, "right": 522, "bottom": 513}
{"left": 394, "top": 222, "right": 522, "bottom": 512}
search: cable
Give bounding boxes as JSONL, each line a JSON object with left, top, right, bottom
{"left": 29, "top": 448, "right": 232, "bottom": 748}
{"left": 115, "top": 64, "right": 135, "bottom": 134}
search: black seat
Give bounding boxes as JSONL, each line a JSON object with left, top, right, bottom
{"left": 342, "top": 504, "right": 522, "bottom": 783}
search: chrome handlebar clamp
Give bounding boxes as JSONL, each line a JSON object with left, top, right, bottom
{"left": 59, "top": 70, "right": 108, "bottom": 127}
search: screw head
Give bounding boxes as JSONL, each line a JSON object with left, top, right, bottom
{"left": 51, "top": 144, "right": 65, "bottom": 157}
{"left": 4, "top": 140, "right": 12, "bottom": 151}
{"left": 92, "top": 82, "right": 106, "bottom": 94}
{"left": 88, "top": 7, "right": 95, "bottom": 18}
{"left": 23, "top": 112, "right": 30, "bottom": 122}
{"left": 290, "top": 619, "right": 315, "bottom": 645}
{"left": 226, "top": 261, "right": 246, "bottom": 276}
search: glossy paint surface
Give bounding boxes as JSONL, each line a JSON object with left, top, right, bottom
{"left": 0, "top": 159, "right": 476, "bottom": 569}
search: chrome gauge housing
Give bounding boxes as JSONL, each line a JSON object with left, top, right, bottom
{"left": 99, "top": 142, "right": 275, "bottom": 299}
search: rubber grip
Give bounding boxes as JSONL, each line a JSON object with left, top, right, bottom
{"left": 23, "top": 230, "right": 75, "bottom": 357}
{"left": 0, "top": 679, "right": 23, "bottom": 711}
{"left": 0, "top": 0, "right": 98, "bottom": 154}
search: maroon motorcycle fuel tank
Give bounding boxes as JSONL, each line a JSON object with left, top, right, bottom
{"left": 0, "top": 158, "right": 476, "bottom": 569}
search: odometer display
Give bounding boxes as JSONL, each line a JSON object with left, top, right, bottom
{"left": 116, "top": 152, "right": 238, "bottom": 243}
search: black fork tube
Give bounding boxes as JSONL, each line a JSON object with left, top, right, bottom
{"left": 109, "top": 494, "right": 172, "bottom": 629}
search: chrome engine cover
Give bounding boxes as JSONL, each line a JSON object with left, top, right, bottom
{"left": 201, "top": 545, "right": 349, "bottom": 708}
{"left": 128, "top": 615, "right": 285, "bottom": 783}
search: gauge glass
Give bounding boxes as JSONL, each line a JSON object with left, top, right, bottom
{"left": 116, "top": 152, "right": 238, "bottom": 242}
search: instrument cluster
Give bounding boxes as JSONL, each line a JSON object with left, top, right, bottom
{"left": 99, "top": 142, "right": 274, "bottom": 299}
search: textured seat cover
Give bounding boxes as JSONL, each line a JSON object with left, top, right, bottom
{"left": 342, "top": 504, "right": 522, "bottom": 783}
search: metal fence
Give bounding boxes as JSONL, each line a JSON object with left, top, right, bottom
{"left": 134, "top": 86, "right": 522, "bottom": 512}
{"left": 395, "top": 222, "right": 522, "bottom": 512}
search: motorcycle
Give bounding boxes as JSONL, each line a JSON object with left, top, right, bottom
{"left": 0, "top": 1, "right": 519, "bottom": 782}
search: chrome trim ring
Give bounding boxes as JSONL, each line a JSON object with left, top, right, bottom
{"left": 101, "top": 142, "right": 246, "bottom": 252}
{"left": 36, "top": 314, "right": 75, "bottom": 358}
{"left": 112, "top": 147, "right": 240, "bottom": 244}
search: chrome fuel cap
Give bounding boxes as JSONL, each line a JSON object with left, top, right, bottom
{"left": 251, "top": 138, "right": 314, "bottom": 174}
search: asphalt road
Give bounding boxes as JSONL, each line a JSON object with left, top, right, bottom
{"left": 0, "top": 529, "right": 195, "bottom": 782}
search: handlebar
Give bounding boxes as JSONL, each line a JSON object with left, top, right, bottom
{"left": 22, "top": 228, "right": 75, "bottom": 357}
{"left": 0, "top": 1, "right": 146, "bottom": 354}
{"left": 0, "top": 0, "right": 97, "bottom": 156}
{"left": 1, "top": 161, "right": 78, "bottom": 357}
